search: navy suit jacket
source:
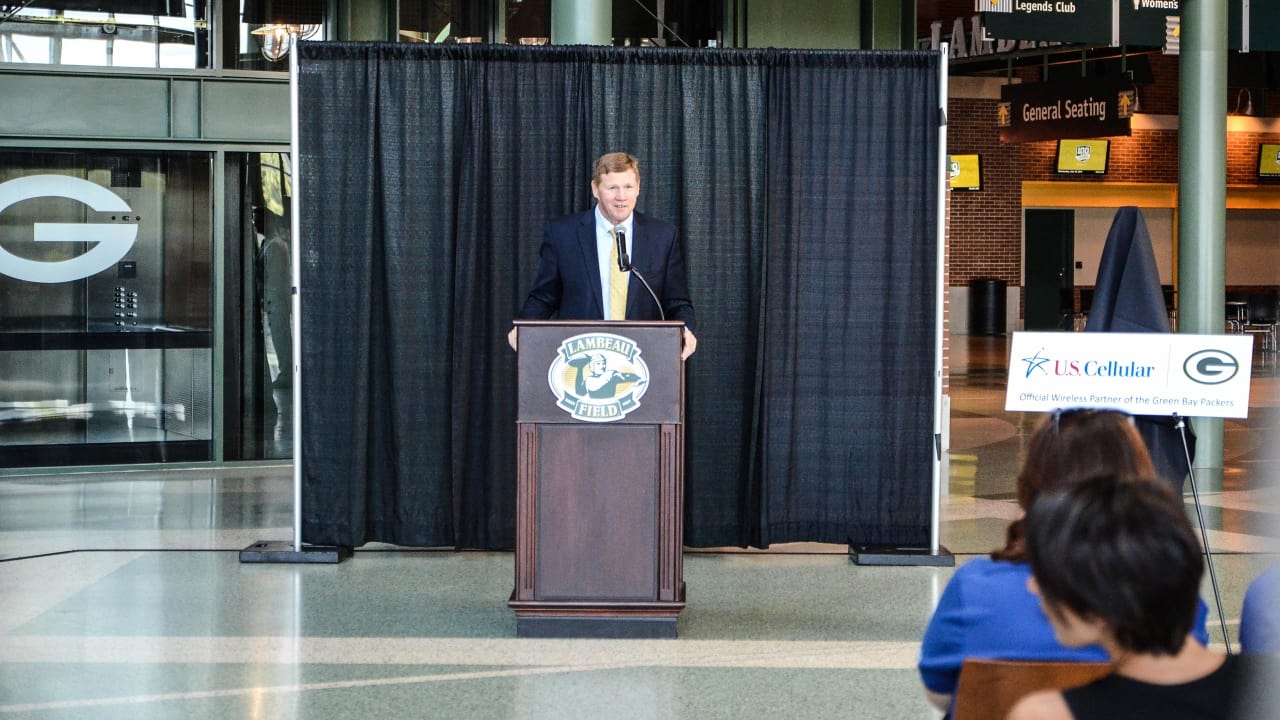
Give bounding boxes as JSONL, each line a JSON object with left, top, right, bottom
{"left": 517, "top": 209, "right": 696, "bottom": 331}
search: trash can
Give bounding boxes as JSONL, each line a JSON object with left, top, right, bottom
{"left": 969, "top": 278, "right": 1007, "bottom": 336}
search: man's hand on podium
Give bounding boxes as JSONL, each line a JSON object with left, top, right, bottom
{"left": 681, "top": 328, "right": 697, "bottom": 360}
{"left": 508, "top": 327, "right": 518, "bottom": 352}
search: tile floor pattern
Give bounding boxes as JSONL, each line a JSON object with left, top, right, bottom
{"left": 0, "top": 336, "right": 1276, "bottom": 719}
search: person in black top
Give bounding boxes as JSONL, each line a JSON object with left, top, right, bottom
{"left": 1008, "top": 474, "right": 1268, "bottom": 720}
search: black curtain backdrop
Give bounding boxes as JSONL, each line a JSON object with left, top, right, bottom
{"left": 297, "top": 43, "right": 940, "bottom": 550}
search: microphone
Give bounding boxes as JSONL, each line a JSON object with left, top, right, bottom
{"left": 615, "top": 229, "right": 630, "bottom": 271}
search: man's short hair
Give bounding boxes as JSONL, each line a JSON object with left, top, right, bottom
{"left": 1025, "top": 474, "right": 1202, "bottom": 655}
{"left": 592, "top": 152, "right": 640, "bottom": 185}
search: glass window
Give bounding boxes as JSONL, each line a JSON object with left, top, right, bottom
{"left": 0, "top": 4, "right": 209, "bottom": 69}
{"left": 395, "top": 1, "right": 721, "bottom": 47}
{"left": 236, "top": 0, "right": 327, "bottom": 70}
{"left": 611, "top": 1, "right": 722, "bottom": 47}
{"left": 396, "top": 0, "right": 513, "bottom": 44}
{"left": 0, "top": 150, "right": 213, "bottom": 467}
{"left": 503, "top": 0, "right": 548, "bottom": 45}
{"left": 224, "top": 151, "right": 293, "bottom": 460}
{"left": 0, "top": 0, "right": 336, "bottom": 70}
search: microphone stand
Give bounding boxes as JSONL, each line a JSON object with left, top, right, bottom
{"left": 1174, "top": 413, "right": 1233, "bottom": 655}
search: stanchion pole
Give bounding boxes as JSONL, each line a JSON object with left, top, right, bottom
{"left": 241, "top": 36, "right": 349, "bottom": 564}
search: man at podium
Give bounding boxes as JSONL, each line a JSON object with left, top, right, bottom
{"left": 509, "top": 152, "right": 698, "bottom": 359}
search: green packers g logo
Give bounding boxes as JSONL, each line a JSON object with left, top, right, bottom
{"left": 547, "top": 332, "right": 650, "bottom": 422}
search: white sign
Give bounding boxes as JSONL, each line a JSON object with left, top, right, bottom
{"left": 547, "top": 332, "right": 650, "bottom": 423}
{"left": 0, "top": 174, "right": 139, "bottom": 284}
{"left": 1006, "top": 331, "right": 1254, "bottom": 418}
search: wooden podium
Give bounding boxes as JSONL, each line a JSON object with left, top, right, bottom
{"left": 509, "top": 320, "right": 686, "bottom": 638}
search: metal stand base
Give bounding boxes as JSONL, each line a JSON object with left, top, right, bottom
{"left": 238, "top": 540, "right": 351, "bottom": 564}
{"left": 849, "top": 543, "right": 955, "bottom": 567}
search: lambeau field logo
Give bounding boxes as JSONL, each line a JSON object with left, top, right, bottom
{"left": 547, "top": 332, "right": 650, "bottom": 422}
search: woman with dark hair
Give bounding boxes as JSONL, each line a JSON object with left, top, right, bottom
{"left": 917, "top": 409, "right": 1209, "bottom": 713}
{"left": 1009, "top": 475, "right": 1255, "bottom": 719}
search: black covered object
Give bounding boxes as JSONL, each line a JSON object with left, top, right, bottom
{"left": 969, "top": 278, "right": 1007, "bottom": 336}
{"left": 1085, "top": 206, "right": 1194, "bottom": 491}
{"left": 296, "top": 44, "right": 940, "bottom": 550}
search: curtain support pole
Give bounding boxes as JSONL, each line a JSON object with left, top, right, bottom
{"left": 240, "top": 34, "right": 350, "bottom": 565}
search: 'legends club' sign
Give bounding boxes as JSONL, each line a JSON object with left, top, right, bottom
{"left": 998, "top": 75, "right": 1135, "bottom": 143}
{"left": 978, "top": 0, "right": 1280, "bottom": 51}
{"left": 981, "top": 0, "right": 1113, "bottom": 44}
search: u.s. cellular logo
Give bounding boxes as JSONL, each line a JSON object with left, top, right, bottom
{"left": 547, "top": 332, "right": 650, "bottom": 422}
{"left": 981, "top": 0, "right": 1013, "bottom": 12}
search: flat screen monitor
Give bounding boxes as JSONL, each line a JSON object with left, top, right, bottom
{"left": 1055, "top": 139, "right": 1110, "bottom": 175}
{"left": 948, "top": 154, "right": 982, "bottom": 191}
{"left": 1258, "top": 143, "right": 1280, "bottom": 178}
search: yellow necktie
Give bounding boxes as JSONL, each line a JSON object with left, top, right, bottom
{"left": 608, "top": 227, "right": 628, "bottom": 321}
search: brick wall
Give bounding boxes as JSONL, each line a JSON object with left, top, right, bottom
{"left": 947, "top": 97, "right": 1022, "bottom": 286}
{"left": 1019, "top": 130, "right": 1182, "bottom": 184}
{"left": 1137, "top": 54, "right": 1180, "bottom": 116}
{"left": 1228, "top": 131, "right": 1280, "bottom": 184}
{"left": 947, "top": 102, "right": 1280, "bottom": 290}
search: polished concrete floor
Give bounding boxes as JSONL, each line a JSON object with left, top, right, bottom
{"left": 1, "top": 336, "right": 1276, "bottom": 719}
